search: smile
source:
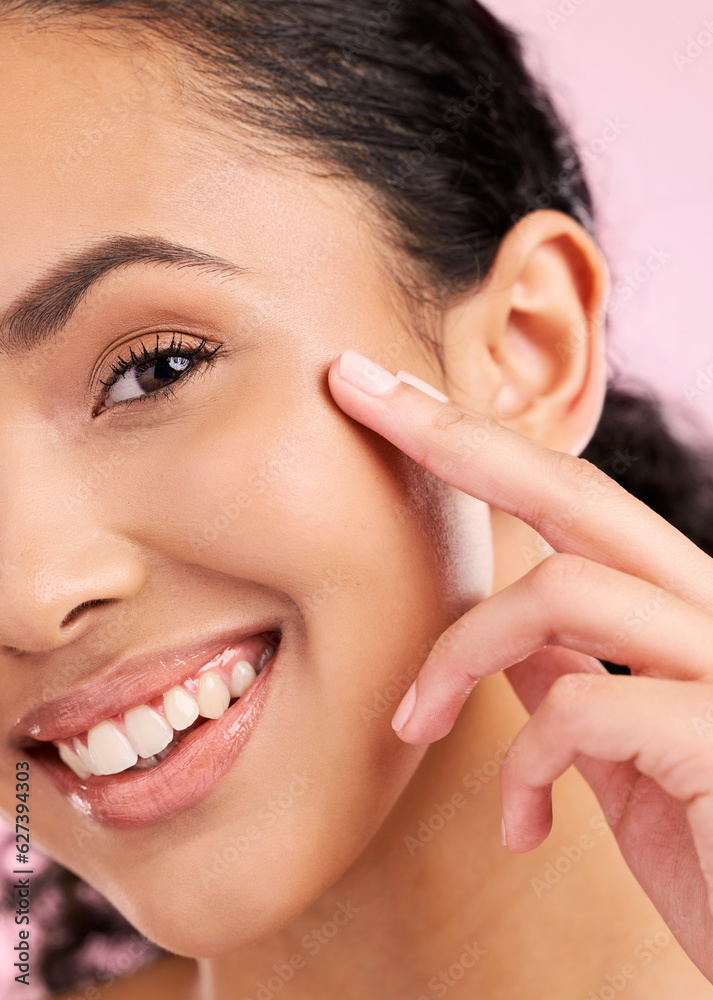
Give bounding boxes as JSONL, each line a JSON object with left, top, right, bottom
{"left": 55, "top": 635, "right": 278, "bottom": 778}
{"left": 14, "top": 627, "right": 283, "bottom": 829}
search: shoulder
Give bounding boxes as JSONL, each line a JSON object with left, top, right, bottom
{"left": 53, "top": 954, "right": 197, "bottom": 1000}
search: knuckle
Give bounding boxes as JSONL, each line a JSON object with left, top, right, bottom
{"left": 531, "top": 552, "right": 592, "bottom": 593}
{"left": 555, "top": 453, "right": 610, "bottom": 495}
{"left": 432, "top": 407, "right": 496, "bottom": 462}
{"left": 545, "top": 671, "right": 596, "bottom": 712}
{"left": 422, "top": 408, "right": 469, "bottom": 473}
{"left": 521, "top": 454, "right": 621, "bottom": 531}
{"left": 500, "top": 740, "right": 524, "bottom": 772}
{"left": 499, "top": 748, "right": 514, "bottom": 776}
{"left": 432, "top": 406, "right": 467, "bottom": 434}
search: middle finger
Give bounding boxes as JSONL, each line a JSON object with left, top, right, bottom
{"left": 392, "top": 553, "right": 713, "bottom": 744}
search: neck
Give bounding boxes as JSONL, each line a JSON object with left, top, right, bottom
{"left": 195, "top": 669, "right": 616, "bottom": 998}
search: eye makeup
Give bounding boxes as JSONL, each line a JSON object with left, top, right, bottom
{"left": 93, "top": 331, "right": 224, "bottom": 415}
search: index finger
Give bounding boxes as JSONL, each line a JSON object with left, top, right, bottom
{"left": 328, "top": 349, "right": 713, "bottom": 613}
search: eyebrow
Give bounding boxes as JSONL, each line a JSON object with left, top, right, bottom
{"left": 0, "top": 235, "right": 250, "bottom": 357}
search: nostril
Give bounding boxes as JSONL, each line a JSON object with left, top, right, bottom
{"left": 60, "top": 599, "right": 110, "bottom": 629}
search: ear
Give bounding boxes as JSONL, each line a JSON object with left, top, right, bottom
{"left": 440, "top": 209, "right": 609, "bottom": 456}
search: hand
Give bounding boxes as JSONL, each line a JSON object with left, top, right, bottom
{"left": 328, "top": 349, "right": 713, "bottom": 982}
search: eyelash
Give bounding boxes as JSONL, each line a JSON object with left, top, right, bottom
{"left": 97, "top": 333, "right": 223, "bottom": 412}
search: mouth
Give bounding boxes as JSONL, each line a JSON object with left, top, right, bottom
{"left": 20, "top": 630, "right": 282, "bottom": 830}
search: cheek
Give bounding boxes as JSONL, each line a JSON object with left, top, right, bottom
{"left": 108, "top": 382, "right": 494, "bottom": 729}
{"left": 61, "top": 385, "right": 495, "bottom": 954}
{"left": 117, "top": 381, "right": 469, "bottom": 612}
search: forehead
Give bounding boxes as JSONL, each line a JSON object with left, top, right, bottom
{"left": 0, "top": 21, "right": 194, "bottom": 236}
{"left": 0, "top": 21, "right": 378, "bottom": 318}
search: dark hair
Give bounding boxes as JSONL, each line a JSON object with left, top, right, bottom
{"left": 3, "top": 0, "right": 713, "bottom": 992}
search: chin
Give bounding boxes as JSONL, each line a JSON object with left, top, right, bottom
{"left": 103, "top": 838, "right": 349, "bottom": 958}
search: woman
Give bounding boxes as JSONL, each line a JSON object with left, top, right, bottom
{"left": 2, "top": 1, "right": 713, "bottom": 997}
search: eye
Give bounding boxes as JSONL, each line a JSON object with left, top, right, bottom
{"left": 96, "top": 333, "right": 223, "bottom": 414}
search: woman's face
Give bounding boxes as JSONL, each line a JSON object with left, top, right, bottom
{"left": 0, "top": 23, "right": 494, "bottom": 954}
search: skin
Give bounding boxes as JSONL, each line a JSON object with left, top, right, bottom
{"left": 1, "top": 18, "right": 713, "bottom": 1000}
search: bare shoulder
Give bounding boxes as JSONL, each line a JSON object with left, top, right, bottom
{"left": 52, "top": 954, "right": 198, "bottom": 1000}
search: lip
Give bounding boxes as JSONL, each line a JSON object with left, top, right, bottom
{"left": 10, "top": 623, "right": 282, "bottom": 747}
{"left": 26, "top": 640, "right": 281, "bottom": 830}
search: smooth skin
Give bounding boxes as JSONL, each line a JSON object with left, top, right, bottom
{"left": 329, "top": 350, "right": 713, "bottom": 979}
{"left": 1, "top": 19, "right": 712, "bottom": 1000}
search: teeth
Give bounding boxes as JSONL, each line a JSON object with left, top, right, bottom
{"left": 54, "top": 636, "right": 277, "bottom": 777}
{"left": 163, "top": 685, "right": 200, "bottom": 731}
{"left": 57, "top": 742, "right": 92, "bottom": 780}
{"left": 196, "top": 672, "right": 231, "bottom": 719}
{"left": 124, "top": 705, "right": 173, "bottom": 758}
{"left": 73, "top": 737, "right": 98, "bottom": 775}
{"left": 87, "top": 721, "right": 138, "bottom": 775}
{"left": 229, "top": 660, "right": 257, "bottom": 697}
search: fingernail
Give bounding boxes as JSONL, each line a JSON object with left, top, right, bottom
{"left": 395, "top": 370, "right": 450, "bottom": 403}
{"left": 500, "top": 816, "right": 507, "bottom": 847}
{"left": 338, "top": 350, "right": 400, "bottom": 396}
{"left": 391, "top": 679, "right": 417, "bottom": 732}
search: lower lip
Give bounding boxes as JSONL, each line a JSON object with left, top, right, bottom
{"left": 30, "top": 642, "right": 280, "bottom": 830}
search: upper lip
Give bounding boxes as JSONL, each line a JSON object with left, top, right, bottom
{"left": 9, "top": 622, "right": 282, "bottom": 747}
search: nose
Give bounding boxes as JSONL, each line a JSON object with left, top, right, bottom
{"left": 0, "top": 423, "right": 146, "bottom": 653}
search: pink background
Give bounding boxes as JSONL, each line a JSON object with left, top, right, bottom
{"left": 495, "top": 0, "right": 713, "bottom": 445}
{"left": 3, "top": 2, "right": 713, "bottom": 997}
